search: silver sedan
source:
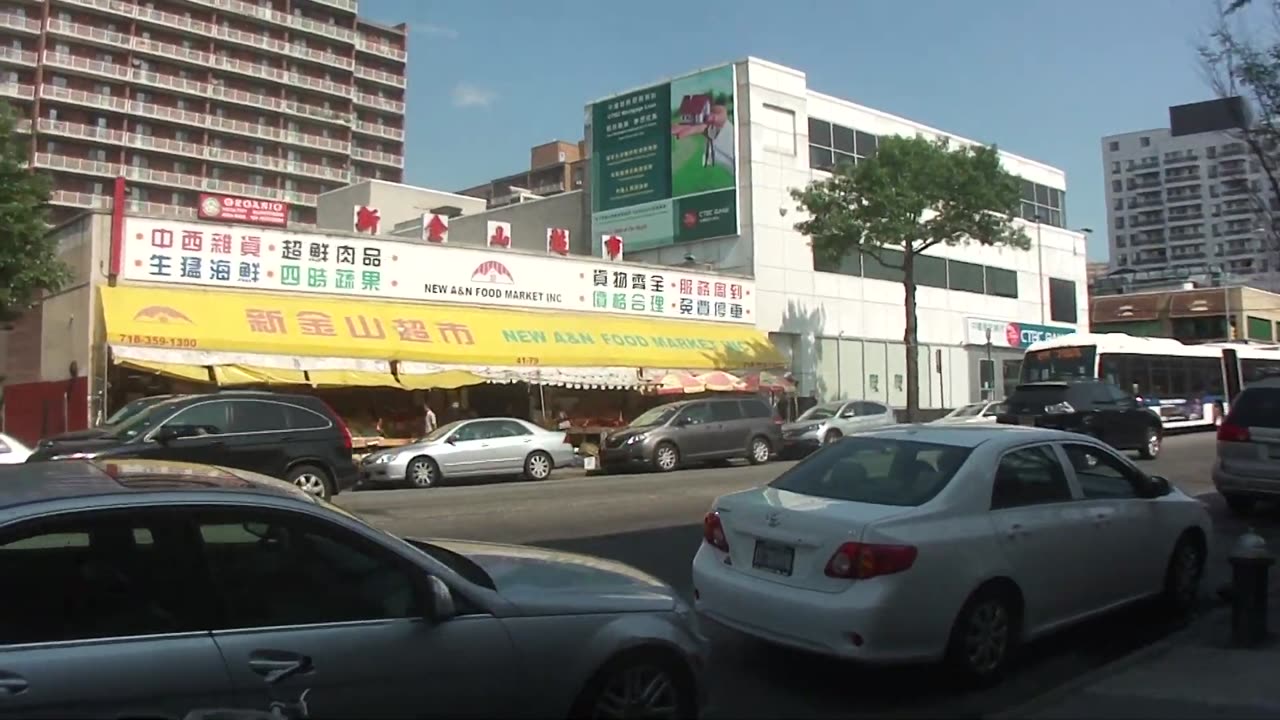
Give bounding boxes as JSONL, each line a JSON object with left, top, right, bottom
{"left": 0, "top": 459, "right": 708, "bottom": 719}
{"left": 360, "top": 417, "right": 577, "bottom": 489}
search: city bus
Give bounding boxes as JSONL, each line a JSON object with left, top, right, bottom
{"left": 1020, "top": 332, "right": 1234, "bottom": 429}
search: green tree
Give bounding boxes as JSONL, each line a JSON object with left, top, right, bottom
{"left": 790, "top": 135, "right": 1029, "bottom": 420}
{"left": 0, "top": 101, "right": 69, "bottom": 322}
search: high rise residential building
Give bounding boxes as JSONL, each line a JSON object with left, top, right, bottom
{"left": 1102, "top": 97, "right": 1279, "bottom": 289}
{"left": 458, "top": 140, "right": 587, "bottom": 208}
{"left": 0, "top": 0, "right": 407, "bottom": 227}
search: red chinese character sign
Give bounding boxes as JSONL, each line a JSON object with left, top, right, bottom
{"left": 423, "top": 214, "right": 449, "bottom": 244}
{"left": 602, "top": 234, "right": 624, "bottom": 262}
{"left": 353, "top": 206, "right": 381, "bottom": 234}
{"left": 547, "top": 228, "right": 569, "bottom": 256}
{"left": 197, "top": 193, "right": 288, "bottom": 227}
{"left": 487, "top": 221, "right": 512, "bottom": 249}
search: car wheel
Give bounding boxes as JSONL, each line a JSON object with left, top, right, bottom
{"left": 1223, "top": 493, "right": 1256, "bottom": 516}
{"left": 823, "top": 429, "right": 843, "bottom": 445}
{"left": 748, "top": 436, "right": 771, "bottom": 465}
{"left": 1162, "top": 532, "right": 1205, "bottom": 616}
{"left": 945, "top": 584, "right": 1020, "bottom": 686}
{"left": 569, "top": 650, "right": 696, "bottom": 720}
{"left": 406, "top": 456, "right": 439, "bottom": 489}
{"left": 1138, "top": 427, "right": 1161, "bottom": 459}
{"left": 524, "top": 450, "right": 553, "bottom": 481}
{"left": 653, "top": 442, "right": 680, "bottom": 472}
{"left": 287, "top": 464, "right": 332, "bottom": 500}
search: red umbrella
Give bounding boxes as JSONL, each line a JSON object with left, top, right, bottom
{"left": 743, "top": 370, "right": 795, "bottom": 393}
{"left": 696, "top": 370, "right": 747, "bottom": 392}
{"left": 652, "top": 371, "right": 705, "bottom": 395}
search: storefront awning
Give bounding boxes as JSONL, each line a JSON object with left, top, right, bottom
{"left": 100, "top": 284, "right": 784, "bottom": 370}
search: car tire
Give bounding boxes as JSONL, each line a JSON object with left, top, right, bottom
{"left": 1161, "top": 532, "right": 1205, "bottom": 617}
{"left": 524, "top": 450, "right": 554, "bottom": 481}
{"left": 747, "top": 436, "right": 771, "bottom": 465}
{"left": 944, "top": 584, "right": 1020, "bottom": 687}
{"left": 568, "top": 649, "right": 697, "bottom": 720}
{"left": 1223, "top": 493, "right": 1256, "bottom": 516}
{"left": 287, "top": 463, "right": 333, "bottom": 500}
{"left": 1137, "top": 426, "right": 1161, "bottom": 460}
{"left": 406, "top": 456, "right": 439, "bottom": 489}
{"left": 653, "top": 442, "right": 680, "bottom": 472}
{"left": 823, "top": 429, "right": 843, "bottom": 445}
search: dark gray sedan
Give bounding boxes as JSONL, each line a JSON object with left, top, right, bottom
{"left": 0, "top": 459, "right": 707, "bottom": 719}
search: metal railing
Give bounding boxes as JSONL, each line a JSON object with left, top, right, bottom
{"left": 0, "top": 13, "right": 40, "bottom": 33}
{"left": 41, "top": 51, "right": 131, "bottom": 79}
{"left": 38, "top": 119, "right": 126, "bottom": 144}
{"left": 34, "top": 153, "right": 124, "bottom": 178}
{"left": 1, "top": 82, "right": 35, "bottom": 100}
{"left": 354, "top": 92, "right": 405, "bottom": 114}
{"left": 351, "top": 147, "right": 404, "bottom": 167}
{"left": 50, "top": 191, "right": 112, "bottom": 209}
{"left": 39, "top": 84, "right": 128, "bottom": 110}
{"left": 353, "top": 120, "right": 404, "bottom": 141}
{"left": 46, "top": 19, "right": 132, "bottom": 48}
{"left": 354, "top": 64, "right": 405, "bottom": 88}
{"left": 356, "top": 37, "right": 406, "bottom": 62}
{"left": 0, "top": 47, "right": 35, "bottom": 65}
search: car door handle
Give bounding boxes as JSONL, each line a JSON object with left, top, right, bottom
{"left": 0, "top": 674, "right": 28, "bottom": 695}
{"left": 1092, "top": 510, "right": 1114, "bottom": 525}
{"left": 248, "top": 651, "right": 313, "bottom": 685}
{"left": 1005, "top": 523, "right": 1027, "bottom": 539}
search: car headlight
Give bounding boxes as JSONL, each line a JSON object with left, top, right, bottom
{"left": 625, "top": 433, "right": 648, "bottom": 445}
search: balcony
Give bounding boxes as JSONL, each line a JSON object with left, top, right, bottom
{"left": 34, "top": 153, "right": 124, "bottom": 178}
{"left": 312, "top": 0, "right": 357, "bottom": 11}
{"left": 354, "top": 64, "right": 405, "bottom": 88}
{"left": 40, "top": 84, "right": 128, "bottom": 111}
{"left": 354, "top": 91, "right": 405, "bottom": 114}
{"left": 285, "top": 71, "right": 350, "bottom": 99}
{"left": 128, "top": 4, "right": 355, "bottom": 70}
{"left": 1166, "top": 213, "right": 1204, "bottom": 224}
{"left": 50, "top": 190, "right": 112, "bottom": 210}
{"left": 351, "top": 147, "right": 403, "bottom": 168}
{"left": 185, "top": 0, "right": 357, "bottom": 44}
{"left": 283, "top": 130, "right": 349, "bottom": 154}
{"left": 0, "top": 47, "right": 36, "bottom": 67}
{"left": 1222, "top": 204, "right": 1257, "bottom": 217}
{"left": 0, "top": 12, "right": 40, "bottom": 34}
{"left": 284, "top": 160, "right": 349, "bottom": 183}
{"left": 38, "top": 119, "right": 126, "bottom": 145}
{"left": 41, "top": 51, "right": 131, "bottom": 81}
{"left": 46, "top": 19, "right": 132, "bottom": 50}
{"left": 14, "top": 118, "right": 30, "bottom": 133}
{"left": 356, "top": 36, "right": 406, "bottom": 63}
{"left": 55, "top": 0, "right": 133, "bottom": 19}
{"left": 203, "top": 177, "right": 316, "bottom": 205}
{"left": 1130, "top": 216, "right": 1165, "bottom": 228}
{"left": 206, "top": 144, "right": 288, "bottom": 172}
{"left": 124, "top": 165, "right": 204, "bottom": 191}
{"left": 1128, "top": 179, "right": 1162, "bottom": 190}
{"left": 282, "top": 189, "right": 321, "bottom": 205}
{"left": 127, "top": 132, "right": 204, "bottom": 162}
{"left": 1169, "top": 231, "right": 1206, "bottom": 242}
{"left": 353, "top": 120, "right": 404, "bottom": 142}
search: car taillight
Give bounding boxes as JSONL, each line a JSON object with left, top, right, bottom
{"left": 1045, "top": 401, "right": 1074, "bottom": 414}
{"left": 318, "top": 399, "right": 353, "bottom": 450}
{"left": 1218, "top": 421, "right": 1250, "bottom": 443}
{"left": 824, "top": 542, "right": 917, "bottom": 579}
{"left": 772, "top": 415, "right": 784, "bottom": 425}
{"left": 702, "top": 511, "right": 730, "bottom": 552}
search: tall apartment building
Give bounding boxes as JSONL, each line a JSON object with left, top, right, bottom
{"left": 0, "top": 0, "right": 407, "bottom": 226}
{"left": 1102, "top": 97, "right": 1278, "bottom": 289}
{"left": 459, "top": 140, "right": 586, "bottom": 208}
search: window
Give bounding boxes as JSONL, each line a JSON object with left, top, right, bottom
{"left": 709, "top": 400, "right": 742, "bottom": 422}
{"left": 227, "top": 400, "right": 291, "bottom": 434}
{"left": 862, "top": 249, "right": 905, "bottom": 282}
{"left": 739, "top": 399, "right": 772, "bottom": 418}
{"left": 1225, "top": 386, "right": 1280, "bottom": 428}
{"left": 51, "top": 74, "right": 67, "bottom": 88}
{"left": 851, "top": 401, "right": 888, "bottom": 416}
{"left": 915, "top": 254, "right": 947, "bottom": 288}
{"left": 1048, "top": 278, "right": 1078, "bottom": 323}
{"left": 46, "top": 140, "right": 59, "bottom": 154}
{"left": 985, "top": 267, "right": 1018, "bottom": 298}
{"left": 1115, "top": 216, "right": 1125, "bottom": 229}
{"left": 769, "top": 437, "right": 972, "bottom": 506}
{"left": 1111, "top": 161, "right": 1120, "bottom": 174}
{"left": 164, "top": 401, "right": 231, "bottom": 436}
{"left": 194, "top": 511, "right": 422, "bottom": 629}
{"left": 1063, "top": 444, "right": 1140, "bottom": 499}
{"left": 451, "top": 421, "right": 493, "bottom": 442}
{"left": 949, "top": 260, "right": 985, "bottom": 293}
{"left": 0, "top": 512, "right": 200, "bottom": 645}
{"left": 991, "top": 445, "right": 1072, "bottom": 509}
{"left": 489, "top": 420, "right": 531, "bottom": 437}
{"left": 1140, "top": 136, "right": 1151, "bottom": 147}
{"left": 1109, "top": 140, "right": 1120, "bottom": 152}
{"left": 808, "top": 118, "right": 878, "bottom": 171}
{"left": 678, "top": 403, "right": 712, "bottom": 425}
{"left": 1112, "top": 179, "right": 1122, "bottom": 192}
{"left": 285, "top": 404, "right": 331, "bottom": 430}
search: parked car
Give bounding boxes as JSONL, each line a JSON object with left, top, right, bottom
{"left": 1213, "top": 376, "right": 1280, "bottom": 515}
{"left": 0, "top": 434, "right": 31, "bottom": 465}
{"left": 692, "top": 425, "right": 1209, "bottom": 684}
{"left": 996, "top": 380, "right": 1163, "bottom": 459}
{"left": 360, "top": 417, "right": 576, "bottom": 489}
{"left": 27, "top": 391, "right": 358, "bottom": 500}
{"left": 931, "top": 401, "right": 1004, "bottom": 425}
{"left": 103, "top": 394, "right": 179, "bottom": 426}
{"left": 0, "top": 459, "right": 707, "bottom": 719}
{"left": 780, "top": 400, "right": 897, "bottom": 455}
{"left": 600, "top": 396, "right": 783, "bottom": 473}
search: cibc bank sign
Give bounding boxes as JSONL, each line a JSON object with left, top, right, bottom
{"left": 119, "top": 216, "right": 758, "bottom": 325}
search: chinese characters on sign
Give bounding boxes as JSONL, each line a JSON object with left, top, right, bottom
{"left": 588, "top": 269, "right": 746, "bottom": 320}
{"left": 243, "top": 308, "right": 477, "bottom": 345}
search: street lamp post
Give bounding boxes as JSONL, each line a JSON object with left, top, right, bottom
{"left": 1035, "top": 214, "right": 1046, "bottom": 324}
{"left": 1214, "top": 263, "right": 1232, "bottom": 340}
{"left": 984, "top": 327, "right": 994, "bottom": 401}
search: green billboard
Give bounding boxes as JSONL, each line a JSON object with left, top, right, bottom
{"left": 590, "top": 64, "right": 740, "bottom": 254}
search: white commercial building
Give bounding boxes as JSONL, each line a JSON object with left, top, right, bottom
{"left": 585, "top": 57, "right": 1090, "bottom": 409}
{"left": 1101, "top": 97, "right": 1277, "bottom": 289}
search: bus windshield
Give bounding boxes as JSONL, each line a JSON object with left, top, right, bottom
{"left": 1020, "top": 346, "right": 1097, "bottom": 383}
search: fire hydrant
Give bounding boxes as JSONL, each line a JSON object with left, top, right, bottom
{"left": 1229, "top": 528, "right": 1275, "bottom": 648}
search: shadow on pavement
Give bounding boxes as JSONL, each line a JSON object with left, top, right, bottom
{"left": 533, "top": 524, "right": 1198, "bottom": 719}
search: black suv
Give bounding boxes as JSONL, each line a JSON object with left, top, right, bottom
{"left": 996, "top": 380, "right": 1163, "bottom": 459}
{"left": 28, "top": 391, "right": 358, "bottom": 499}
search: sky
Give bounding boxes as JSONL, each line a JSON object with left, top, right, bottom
{"left": 359, "top": 0, "right": 1234, "bottom": 262}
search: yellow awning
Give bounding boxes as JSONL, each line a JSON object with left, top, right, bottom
{"left": 119, "top": 359, "right": 211, "bottom": 383}
{"left": 306, "top": 370, "right": 401, "bottom": 388}
{"left": 213, "top": 365, "right": 308, "bottom": 386}
{"left": 397, "top": 371, "right": 487, "bottom": 390}
{"left": 101, "top": 285, "right": 784, "bottom": 370}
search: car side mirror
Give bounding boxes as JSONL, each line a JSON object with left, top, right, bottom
{"left": 840, "top": 411, "right": 856, "bottom": 419}
{"left": 444, "top": 435, "right": 457, "bottom": 444}
{"left": 154, "top": 427, "right": 180, "bottom": 444}
{"left": 675, "top": 417, "right": 691, "bottom": 427}
{"left": 426, "top": 576, "right": 457, "bottom": 622}
{"left": 1146, "top": 475, "right": 1171, "bottom": 498}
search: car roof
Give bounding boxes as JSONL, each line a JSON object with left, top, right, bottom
{"left": 857, "top": 424, "right": 1090, "bottom": 448}
{"left": 0, "top": 459, "right": 313, "bottom": 517}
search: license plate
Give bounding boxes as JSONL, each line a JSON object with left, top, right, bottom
{"left": 583, "top": 456, "right": 598, "bottom": 470}
{"left": 1018, "top": 415, "right": 1036, "bottom": 426}
{"left": 752, "top": 540, "right": 795, "bottom": 576}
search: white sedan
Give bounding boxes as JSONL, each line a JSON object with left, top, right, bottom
{"left": 691, "top": 425, "right": 1210, "bottom": 684}
{"left": 0, "top": 433, "right": 32, "bottom": 464}
{"left": 931, "top": 401, "right": 1003, "bottom": 425}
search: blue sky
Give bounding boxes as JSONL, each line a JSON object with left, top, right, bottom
{"left": 360, "top": 0, "right": 1227, "bottom": 261}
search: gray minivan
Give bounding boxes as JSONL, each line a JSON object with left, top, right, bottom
{"left": 599, "top": 396, "right": 783, "bottom": 472}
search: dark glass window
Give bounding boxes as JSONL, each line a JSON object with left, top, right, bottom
{"left": 809, "top": 145, "right": 833, "bottom": 171}
{"left": 915, "top": 254, "right": 947, "bottom": 288}
{"left": 1049, "top": 277, "right": 1078, "bottom": 323}
{"left": 863, "top": 249, "right": 905, "bottom": 282}
{"left": 808, "top": 118, "right": 832, "bottom": 147}
{"left": 833, "top": 151, "right": 856, "bottom": 169}
{"left": 985, "top": 267, "right": 1019, "bottom": 298}
{"left": 948, "top": 260, "right": 985, "bottom": 293}
{"left": 832, "top": 125, "right": 856, "bottom": 153}
{"left": 855, "top": 131, "right": 878, "bottom": 157}
{"left": 1021, "top": 180, "right": 1036, "bottom": 202}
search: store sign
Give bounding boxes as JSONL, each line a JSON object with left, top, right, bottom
{"left": 120, "top": 217, "right": 757, "bottom": 324}
{"left": 196, "top": 194, "right": 288, "bottom": 227}
{"left": 965, "top": 318, "right": 1075, "bottom": 350}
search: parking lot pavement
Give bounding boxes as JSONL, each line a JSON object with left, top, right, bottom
{"left": 338, "top": 431, "right": 1249, "bottom": 718}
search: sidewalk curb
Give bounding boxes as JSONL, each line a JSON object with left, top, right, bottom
{"left": 984, "top": 609, "right": 1209, "bottom": 720}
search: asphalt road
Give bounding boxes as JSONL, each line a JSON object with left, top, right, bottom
{"left": 337, "top": 431, "right": 1280, "bottom": 719}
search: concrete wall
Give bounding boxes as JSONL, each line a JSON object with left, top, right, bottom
{"left": 315, "top": 180, "right": 487, "bottom": 234}
{"left": 443, "top": 192, "right": 588, "bottom": 254}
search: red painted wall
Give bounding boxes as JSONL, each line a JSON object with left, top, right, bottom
{"left": 2, "top": 378, "right": 89, "bottom": 446}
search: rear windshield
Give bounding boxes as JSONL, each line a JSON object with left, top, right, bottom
{"left": 1009, "top": 386, "right": 1070, "bottom": 406}
{"left": 768, "top": 437, "right": 973, "bottom": 507}
{"left": 1228, "top": 387, "right": 1280, "bottom": 428}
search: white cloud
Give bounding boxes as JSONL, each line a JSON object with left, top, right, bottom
{"left": 452, "top": 83, "right": 496, "bottom": 108}
{"left": 409, "top": 23, "right": 459, "bottom": 39}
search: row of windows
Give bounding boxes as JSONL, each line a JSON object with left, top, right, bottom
{"left": 1019, "top": 180, "right": 1066, "bottom": 228}
{"left": 812, "top": 247, "right": 1020, "bottom": 298}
